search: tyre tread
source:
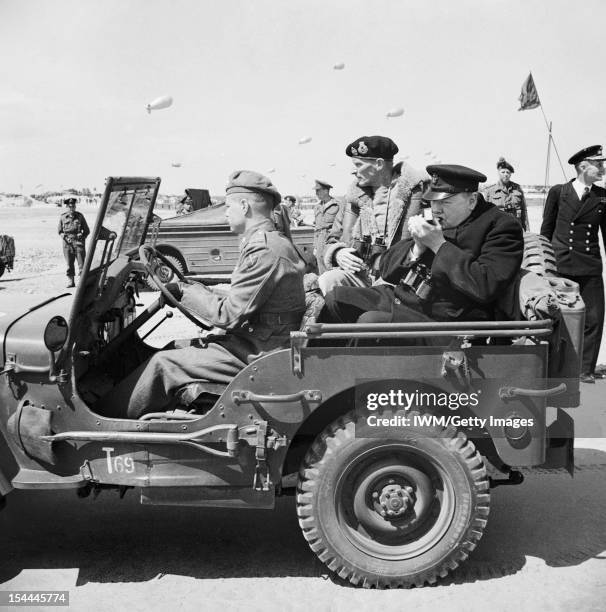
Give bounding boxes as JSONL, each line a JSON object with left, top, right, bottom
{"left": 296, "top": 409, "right": 491, "bottom": 588}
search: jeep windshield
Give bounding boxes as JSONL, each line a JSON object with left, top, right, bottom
{"left": 89, "top": 177, "right": 161, "bottom": 271}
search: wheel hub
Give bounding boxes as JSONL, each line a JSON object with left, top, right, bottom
{"left": 375, "top": 481, "right": 415, "bottom": 518}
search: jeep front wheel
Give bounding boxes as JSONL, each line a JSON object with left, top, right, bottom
{"left": 296, "top": 412, "right": 490, "bottom": 588}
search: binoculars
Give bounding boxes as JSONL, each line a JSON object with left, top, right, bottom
{"left": 401, "top": 262, "right": 433, "bottom": 301}
{"left": 352, "top": 235, "right": 387, "bottom": 263}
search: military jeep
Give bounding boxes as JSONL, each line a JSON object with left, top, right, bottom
{"left": 0, "top": 177, "right": 579, "bottom": 588}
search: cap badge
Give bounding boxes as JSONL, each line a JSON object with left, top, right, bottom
{"left": 432, "top": 173, "right": 439, "bottom": 184}
{"left": 358, "top": 141, "right": 368, "bottom": 155}
{"left": 350, "top": 146, "right": 358, "bottom": 156}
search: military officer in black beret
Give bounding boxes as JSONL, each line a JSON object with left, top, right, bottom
{"left": 96, "top": 170, "right": 306, "bottom": 418}
{"left": 319, "top": 135, "right": 428, "bottom": 294}
{"left": 313, "top": 179, "right": 341, "bottom": 274}
{"left": 541, "top": 145, "right": 606, "bottom": 383}
{"left": 58, "top": 197, "right": 90, "bottom": 288}
{"left": 321, "top": 165, "right": 524, "bottom": 333}
{"left": 483, "top": 157, "right": 529, "bottom": 230}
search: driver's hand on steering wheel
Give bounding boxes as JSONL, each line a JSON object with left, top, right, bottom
{"left": 165, "top": 282, "right": 183, "bottom": 303}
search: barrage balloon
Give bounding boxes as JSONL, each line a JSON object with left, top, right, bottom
{"left": 386, "top": 107, "right": 404, "bottom": 118}
{"left": 298, "top": 136, "right": 313, "bottom": 145}
{"left": 146, "top": 95, "right": 173, "bottom": 114}
{"left": 333, "top": 62, "right": 345, "bottom": 70}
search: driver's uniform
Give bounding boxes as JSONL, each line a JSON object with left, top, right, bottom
{"left": 97, "top": 219, "right": 306, "bottom": 418}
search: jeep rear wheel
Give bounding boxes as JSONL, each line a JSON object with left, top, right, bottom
{"left": 143, "top": 253, "right": 184, "bottom": 290}
{"left": 296, "top": 412, "right": 490, "bottom": 588}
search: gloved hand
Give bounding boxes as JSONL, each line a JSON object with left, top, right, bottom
{"left": 165, "top": 282, "right": 183, "bottom": 302}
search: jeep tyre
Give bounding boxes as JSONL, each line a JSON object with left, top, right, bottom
{"left": 0, "top": 261, "right": 4, "bottom": 278}
{"left": 143, "top": 254, "right": 184, "bottom": 290}
{"left": 296, "top": 412, "right": 490, "bottom": 588}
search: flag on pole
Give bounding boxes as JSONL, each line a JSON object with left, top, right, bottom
{"left": 518, "top": 73, "right": 540, "bottom": 111}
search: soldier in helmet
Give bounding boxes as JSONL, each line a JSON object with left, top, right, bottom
{"left": 482, "top": 157, "right": 528, "bottom": 230}
{"left": 58, "top": 197, "right": 90, "bottom": 288}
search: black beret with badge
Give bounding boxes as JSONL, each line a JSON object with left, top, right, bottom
{"left": 423, "top": 164, "right": 487, "bottom": 201}
{"left": 345, "top": 135, "right": 399, "bottom": 160}
{"left": 64, "top": 197, "right": 77, "bottom": 205}
{"left": 496, "top": 157, "right": 515, "bottom": 173}
{"left": 225, "top": 170, "right": 281, "bottom": 207}
{"left": 567, "top": 145, "right": 606, "bottom": 165}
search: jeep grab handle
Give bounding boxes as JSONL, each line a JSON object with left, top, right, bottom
{"left": 498, "top": 383, "right": 567, "bottom": 400}
{"left": 231, "top": 390, "right": 322, "bottom": 404}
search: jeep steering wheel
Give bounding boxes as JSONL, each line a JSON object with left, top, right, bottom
{"left": 139, "top": 245, "right": 212, "bottom": 330}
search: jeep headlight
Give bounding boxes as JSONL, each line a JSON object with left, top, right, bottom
{"left": 44, "top": 316, "right": 69, "bottom": 352}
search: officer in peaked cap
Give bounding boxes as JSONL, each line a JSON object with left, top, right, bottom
{"left": 482, "top": 157, "right": 529, "bottom": 230}
{"left": 321, "top": 163, "right": 524, "bottom": 334}
{"left": 313, "top": 178, "right": 341, "bottom": 274}
{"left": 58, "top": 196, "right": 90, "bottom": 287}
{"left": 318, "top": 135, "right": 428, "bottom": 294}
{"left": 541, "top": 145, "right": 606, "bottom": 383}
{"left": 96, "top": 170, "right": 306, "bottom": 419}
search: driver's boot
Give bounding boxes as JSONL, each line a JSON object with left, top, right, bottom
{"left": 66, "top": 276, "right": 75, "bottom": 288}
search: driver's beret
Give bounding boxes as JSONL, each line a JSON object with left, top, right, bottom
{"left": 225, "top": 170, "right": 281, "bottom": 207}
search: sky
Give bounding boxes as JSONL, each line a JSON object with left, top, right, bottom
{"left": 1, "top": 0, "right": 605, "bottom": 196}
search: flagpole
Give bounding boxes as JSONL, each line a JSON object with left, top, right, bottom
{"left": 538, "top": 103, "right": 567, "bottom": 181}
{"left": 543, "top": 122, "right": 552, "bottom": 205}
{"left": 530, "top": 72, "right": 567, "bottom": 182}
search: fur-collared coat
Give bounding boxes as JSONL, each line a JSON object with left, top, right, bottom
{"left": 323, "top": 161, "right": 429, "bottom": 269}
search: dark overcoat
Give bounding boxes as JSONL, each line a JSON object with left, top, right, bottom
{"left": 325, "top": 197, "right": 524, "bottom": 322}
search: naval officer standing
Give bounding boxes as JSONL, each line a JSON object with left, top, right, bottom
{"left": 541, "top": 145, "right": 606, "bottom": 383}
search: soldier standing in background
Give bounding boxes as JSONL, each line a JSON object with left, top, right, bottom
{"left": 282, "top": 195, "right": 303, "bottom": 226}
{"left": 58, "top": 197, "right": 90, "bottom": 287}
{"left": 482, "top": 157, "right": 528, "bottom": 230}
{"left": 313, "top": 180, "right": 341, "bottom": 274}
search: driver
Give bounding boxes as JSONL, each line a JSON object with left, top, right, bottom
{"left": 96, "top": 170, "right": 306, "bottom": 419}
